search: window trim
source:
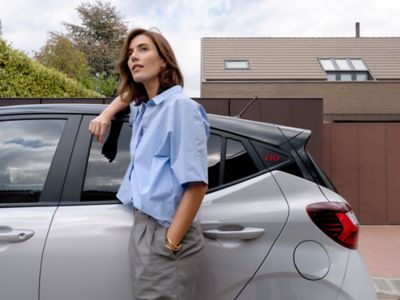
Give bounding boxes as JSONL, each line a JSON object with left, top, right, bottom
{"left": 203, "top": 133, "right": 224, "bottom": 190}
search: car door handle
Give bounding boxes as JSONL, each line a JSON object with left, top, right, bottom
{"left": 0, "top": 227, "right": 34, "bottom": 243}
{"left": 203, "top": 225, "right": 265, "bottom": 240}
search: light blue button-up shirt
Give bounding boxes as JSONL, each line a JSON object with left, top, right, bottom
{"left": 117, "top": 85, "right": 209, "bottom": 227}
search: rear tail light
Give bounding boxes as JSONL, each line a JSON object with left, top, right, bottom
{"left": 307, "top": 202, "right": 359, "bottom": 249}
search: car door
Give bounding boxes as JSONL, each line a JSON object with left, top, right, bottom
{"left": 40, "top": 116, "right": 134, "bottom": 300}
{"left": 196, "top": 134, "right": 289, "bottom": 299}
{"left": 0, "top": 115, "right": 80, "bottom": 300}
{"left": 40, "top": 118, "right": 289, "bottom": 300}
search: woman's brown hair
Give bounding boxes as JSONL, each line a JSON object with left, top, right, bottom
{"left": 118, "top": 28, "right": 184, "bottom": 105}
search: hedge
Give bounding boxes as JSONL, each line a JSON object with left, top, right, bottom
{"left": 0, "top": 39, "right": 103, "bottom": 98}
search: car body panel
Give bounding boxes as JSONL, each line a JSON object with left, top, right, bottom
{"left": 241, "top": 170, "right": 377, "bottom": 300}
{"left": 336, "top": 250, "right": 377, "bottom": 300}
{"left": 40, "top": 172, "right": 289, "bottom": 300}
{"left": 237, "top": 171, "right": 351, "bottom": 299}
{"left": 196, "top": 172, "right": 289, "bottom": 299}
{"left": 39, "top": 204, "right": 133, "bottom": 300}
{"left": 0, "top": 207, "right": 57, "bottom": 300}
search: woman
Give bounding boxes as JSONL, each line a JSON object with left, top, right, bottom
{"left": 89, "top": 28, "right": 209, "bottom": 300}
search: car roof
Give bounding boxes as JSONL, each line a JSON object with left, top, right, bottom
{"left": 0, "top": 104, "right": 309, "bottom": 146}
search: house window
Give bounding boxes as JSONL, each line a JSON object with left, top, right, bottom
{"left": 356, "top": 72, "right": 368, "bottom": 81}
{"left": 319, "top": 58, "right": 372, "bottom": 81}
{"left": 224, "top": 60, "right": 250, "bottom": 69}
{"left": 326, "top": 73, "right": 337, "bottom": 81}
{"left": 319, "top": 59, "right": 335, "bottom": 71}
{"left": 340, "top": 73, "right": 352, "bottom": 81}
{"left": 335, "top": 59, "right": 352, "bottom": 71}
{"left": 351, "top": 59, "right": 368, "bottom": 71}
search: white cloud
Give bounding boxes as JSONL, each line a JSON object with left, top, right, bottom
{"left": 1, "top": 0, "right": 400, "bottom": 97}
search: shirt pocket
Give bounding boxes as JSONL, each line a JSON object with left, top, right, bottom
{"left": 149, "top": 156, "right": 174, "bottom": 201}
{"left": 154, "top": 132, "right": 171, "bottom": 157}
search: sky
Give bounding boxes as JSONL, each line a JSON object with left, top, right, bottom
{"left": 1, "top": 0, "right": 399, "bottom": 97}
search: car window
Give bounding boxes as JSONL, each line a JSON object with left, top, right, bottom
{"left": 81, "top": 123, "right": 226, "bottom": 201}
{"left": 0, "top": 119, "right": 66, "bottom": 204}
{"left": 223, "top": 138, "right": 258, "bottom": 184}
{"left": 81, "top": 121, "right": 131, "bottom": 201}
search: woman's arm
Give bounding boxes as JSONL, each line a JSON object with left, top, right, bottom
{"left": 166, "top": 182, "right": 208, "bottom": 249}
{"left": 89, "top": 95, "right": 130, "bottom": 144}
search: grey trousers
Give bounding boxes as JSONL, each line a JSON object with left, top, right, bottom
{"left": 129, "top": 209, "right": 205, "bottom": 300}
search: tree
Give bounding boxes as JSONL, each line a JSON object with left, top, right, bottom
{"left": 64, "top": 0, "right": 128, "bottom": 78}
{"left": 0, "top": 38, "right": 102, "bottom": 98}
{"left": 91, "top": 71, "right": 119, "bottom": 97}
{"left": 34, "top": 33, "right": 92, "bottom": 88}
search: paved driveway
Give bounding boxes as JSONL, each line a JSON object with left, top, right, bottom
{"left": 359, "top": 225, "right": 400, "bottom": 300}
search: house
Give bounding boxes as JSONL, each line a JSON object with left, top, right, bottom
{"left": 200, "top": 24, "right": 400, "bottom": 224}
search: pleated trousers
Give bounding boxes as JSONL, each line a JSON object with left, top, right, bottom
{"left": 129, "top": 209, "right": 205, "bottom": 300}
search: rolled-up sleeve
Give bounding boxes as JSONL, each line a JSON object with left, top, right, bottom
{"left": 170, "top": 100, "right": 209, "bottom": 187}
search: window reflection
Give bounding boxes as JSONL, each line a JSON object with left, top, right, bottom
{"left": 0, "top": 119, "right": 65, "bottom": 203}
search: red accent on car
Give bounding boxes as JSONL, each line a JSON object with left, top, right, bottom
{"left": 264, "top": 153, "right": 281, "bottom": 161}
{"left": 307, "top": 202, "right": 359, "bottom": 249}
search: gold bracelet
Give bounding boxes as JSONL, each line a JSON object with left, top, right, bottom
{"left": 164, "top": 242, "right": 177, "bottom": 251}
{"left": 166, "top": 237, "right": 182, "bottom": 251}
{"left": 165, "top": 237, "right": 182, "bottom": 251}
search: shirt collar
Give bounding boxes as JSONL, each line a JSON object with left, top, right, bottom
{"left": 147, "top": 85, "right": 183, "bottom": 107}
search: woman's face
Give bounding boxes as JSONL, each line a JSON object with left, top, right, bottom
{"left": 127, "top": 34, "right": 166, "bottom": 88}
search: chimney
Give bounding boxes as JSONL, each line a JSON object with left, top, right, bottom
{"left": 356, "top": 22, "right": 360, "bottom": 38}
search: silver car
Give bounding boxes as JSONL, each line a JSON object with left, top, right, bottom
{"left": 0, "top": 104, "right": 376, "bottom": 300}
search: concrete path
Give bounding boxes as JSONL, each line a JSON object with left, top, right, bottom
{"left": 358, "top": 226, "right": 400, "bottom": 300}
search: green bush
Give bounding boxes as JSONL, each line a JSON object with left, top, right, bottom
{"left": 92, "top": 72, "right": 119, "bottom": 97}
{"left": 0, "top": 38, "right": 103, "bottom": 97}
